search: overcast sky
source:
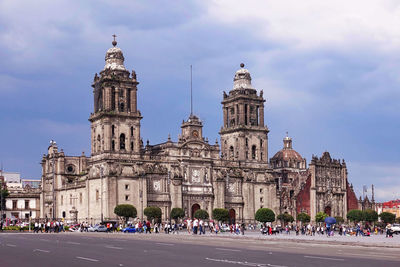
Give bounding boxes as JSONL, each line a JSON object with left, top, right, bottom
{"left": 0, "top": 0, "right": 399, "bottom": 202}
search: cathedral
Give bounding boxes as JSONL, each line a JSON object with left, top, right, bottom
{"left": 40, "top": 39, "right": 359, "bottom": 224}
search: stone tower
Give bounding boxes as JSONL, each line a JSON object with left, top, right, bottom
{"left": 220, "top": 64, "right": 269, "bottom": 163}
{"left": 89, "top": 38, "right": 142, "bottom": 157}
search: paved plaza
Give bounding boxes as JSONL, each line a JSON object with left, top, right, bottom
{"left": 1, "top": 231, "right": 399, "bottom": 267}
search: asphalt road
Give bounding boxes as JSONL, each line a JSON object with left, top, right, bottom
{"left": 0, "top": 232, "right": 399, "bottom": 267}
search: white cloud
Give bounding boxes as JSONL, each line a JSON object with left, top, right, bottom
{"left": 207, "top": 0, "right": 400, "bottom": 51}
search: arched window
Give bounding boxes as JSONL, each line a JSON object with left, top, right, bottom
{"left": 229, "top": 146, "right": 234, "bottom": 159}
{"left": 252, "top": 145, "right": 256, "bottom": 160}
{"left": 130, "top": 141, "right": 134, "bottom": 151}
{"left": 112, "top": 125, "right": 115, "bottom": 136}
{"left": 120, "top": 102, "right": 124, "bottom": 112}
{"left": 130, "top": 126, "right": 134, "bottom": 136}
{"left": 120, "top": 133, "right": 126, "bottom": 150}
{"left": 112, "top": 140, "right": 115, "bottom": 151}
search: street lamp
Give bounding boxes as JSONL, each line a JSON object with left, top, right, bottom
{"left": 50, "top": 140, "right": 57, "bottom": 220}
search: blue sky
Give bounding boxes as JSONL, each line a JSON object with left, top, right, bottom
{"left": 0, "top": 0, "right": 399, "bottom": 201}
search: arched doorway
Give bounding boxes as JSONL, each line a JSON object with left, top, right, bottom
{"left": 229, "top": 209, "right": 236, "bottom": 225}
{"left": 191, "top": 204, "right": 200, "bottom": 218}
{"left": 324, "top": 206, "right": 331, "bottom": 216}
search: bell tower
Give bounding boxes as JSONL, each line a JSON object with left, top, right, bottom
{"left": 89, "top": 36, "right": 142, "bottom": 156}
{"left": 219, "top": 64, "right": 269, "bottom": 163}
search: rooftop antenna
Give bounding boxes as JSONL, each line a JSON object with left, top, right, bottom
{"left": 190, "top": 65, "right": 193, "bottom": 116}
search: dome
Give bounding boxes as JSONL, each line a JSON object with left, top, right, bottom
{"left": 103, "top": 41, "right": 127, "bottom": 71}
{"left": 271, "top": 149, "right": 303, "bottom": 161}
{"left": 271, "top": 134, "right": 305, "bottom": 164}
{"left": 233, "top": 63, "right": 254, "bottom": 90}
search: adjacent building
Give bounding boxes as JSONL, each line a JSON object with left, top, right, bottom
{"left": 0, "top": 171, "right": 41, "bottom": 220}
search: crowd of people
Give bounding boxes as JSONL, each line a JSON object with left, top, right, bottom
{"left": 3, "top": 219, "right": 398, "bottom": 239}
{"left": 259, "top": 222, "right": 397, "bottom": 238}
{"left": 32, "top": 221, "right": 66, "bottom": 233}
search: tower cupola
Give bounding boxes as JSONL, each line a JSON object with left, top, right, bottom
{"left": 233, "top": 63, "right": 255, "bottom": 90}
{"left": 283, "top": 133, "right": 293, "bottom": 149}
{"left": 104, "top": 36, "right": 127, "bottom": 71}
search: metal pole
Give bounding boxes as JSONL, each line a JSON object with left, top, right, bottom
{"left": 52, "top": 150, "right": 56, "bottom": 220}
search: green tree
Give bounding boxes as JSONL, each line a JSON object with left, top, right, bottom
{"left": 114, "top": 204, "right": 137, "bottom": 224}
{"left": 212, "top": 208, "right": 229, "bottom": 223}
{"left": 0, "top": 181, "right": 9, "bottom": 211}
{"left": 315, "top": 212, "right": 328, "bottom": 223}
{"left": 194, "top": 209, "right": 209, "bottom": 220}
{"left": 347, "top": 209, "right": 363, "bottom": 223}
{"left": 297, "top": 212, "right": 311, "bottom": 224}
{"left": 170, "top": 208, "right": 185, "bottom": 222}
{"left": 277, "top": 213, "right": 294, "bottom": 225}
{"left": 255, "top": 208, "right": 275, "bottom": 223}
{"left": 144, "top": 206, "right": 162, "bottom": 222}
{"left": 334, "top": 216, "right": 344, "bottom": 224}
{"left": 362, "top": 209, "right": 378, "bottom": 223}
{"left": 379, "top": 212, "right": 396, "bottom": 224}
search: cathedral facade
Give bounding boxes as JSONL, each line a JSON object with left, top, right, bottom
{"left": 40, "top": 40, "right": 359, "bottom": 224}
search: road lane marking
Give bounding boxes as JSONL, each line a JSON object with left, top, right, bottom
{"left": 216, "top": 248, "right": 241, "bottom": 252}
{"left": 76, "top": 256, "right": 99, "bottom": 262}
{"left": 155, "top": 242, "right": 174, "bottom": 246}
{"left": 304, "top": 255, "right": 344, "bottom": 261}
{"left": 105, "top": 246, "right": 123, "bottom": 250}
{"left": 337, "top": 253, "right": 397, "bottom": 259}
{"left": 205, "top": 258, "right": 287, "bottom": 267}
{"left": 283, "top": 246, "right": 306, "bottom": 250}
{"left": 34, "top": 249, "right": 50, "bottom": 253}
{"left": 66, "top": 241, "right": 81, "bottom": 245}
{"left": 6, "top": 244, "right": 16, "bottom": 247}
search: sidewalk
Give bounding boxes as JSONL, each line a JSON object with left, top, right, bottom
{"left": 200, "top": 230, "right": 400, "bottom": 248}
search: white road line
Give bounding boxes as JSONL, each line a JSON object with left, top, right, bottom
{"left": 338, "top": 253, "right": 397, "bottom": 259}
{"left": 205, "top": 258, "right": 287, "bottom": 267}
{"left": 304, "top": 255, "right": 344, "bottom": 261}
{"left": 66, "top": 241, "right": 81, "bottom": 245}
{"left": 76, "top": 256, "right": 99, "bottom": 262}
{"left": 155, "top": 242, "right": 174, "bottom": 246}
{"left": 6, "top": 244, "right": 16, "bottom": 247}
{"left": 34, "top": 249, "right": 50, "bottom": 253}
{"left": 284, "top": 246, "right": 306, "bottom": 250}
{"left": 105, "top": 246, "right": 123, "bottom": 250}
{"left": 216, "top": 248, "right": 241, "bottom": 252}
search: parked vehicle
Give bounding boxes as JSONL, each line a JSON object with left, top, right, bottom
{"left": 88, "top": 225, "right": 97, "bottom": 232}
{"left": 94, "top": 225, "right": 108, "bottom": 232}
{"left": 122, "top": 226, "right": 136, "bottom": 233}
{"left": 391, "top": 224, "right": 400, "bottom": 234}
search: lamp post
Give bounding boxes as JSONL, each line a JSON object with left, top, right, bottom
{"left": 50, "top": 140, "right": 57, "bottom": 220}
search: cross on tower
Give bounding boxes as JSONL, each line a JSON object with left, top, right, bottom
{"left": 112, "top": 34, "right": 117, "bottom": 47}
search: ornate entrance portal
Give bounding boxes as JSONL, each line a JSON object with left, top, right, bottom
{"left": 229, "top": 209, "right": 236, "bottom": 224}
{"left": 191, "top": 204, "right": 200, "bottom": 218}
{"left": 324, "top": 206, "right": 331, "bottom": 216}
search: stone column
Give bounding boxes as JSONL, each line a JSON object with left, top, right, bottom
{"left": 223, "top": 107, "right": 227, "bottom": 127}
{"left": 131, "top": 88, "right": 137, "bottom": 112}
{"left": 259, "top": 105, "right": 264, "bottom": 127}
{"left": 115, "top": 89, "right": 119, "bottom": 111}
{"left": 247, "top": 104, "right": 250, "bottom": 126}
